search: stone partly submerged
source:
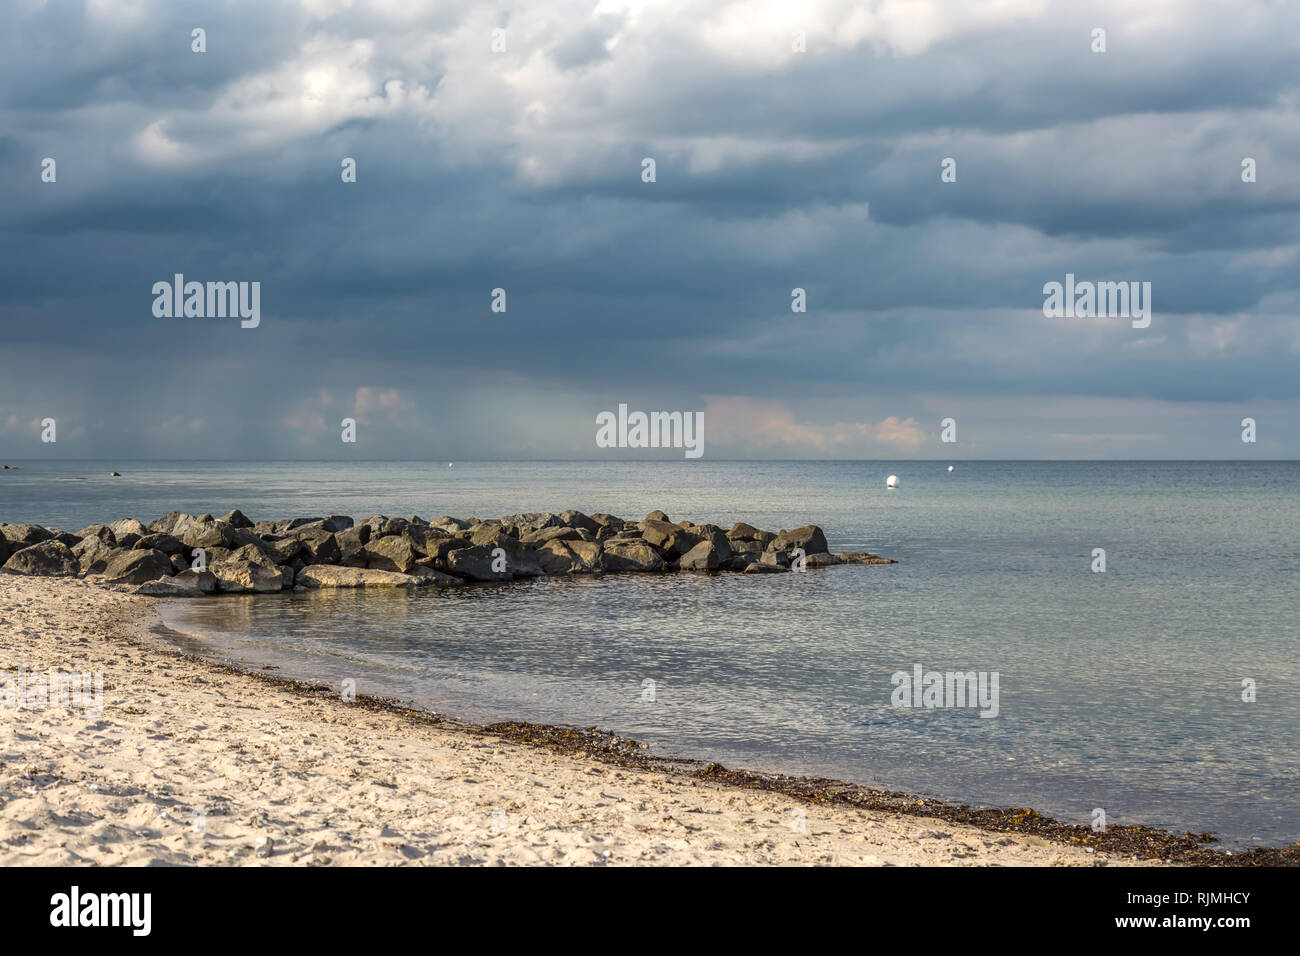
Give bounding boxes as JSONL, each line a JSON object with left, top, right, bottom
{"left": 0, "top": 510, "right": 895, "bottom": 597}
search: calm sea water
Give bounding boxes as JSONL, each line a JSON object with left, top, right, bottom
{"left": 3, "top": 459, "right": 1297, "bottom": 847}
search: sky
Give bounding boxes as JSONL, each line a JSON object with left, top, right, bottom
{"left": 2, "top": 0, "right": 1298, "bottom": 460}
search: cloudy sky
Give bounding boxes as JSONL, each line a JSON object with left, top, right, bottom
{"left": 2, "top": 0, "right": 1298, "bottom": 460}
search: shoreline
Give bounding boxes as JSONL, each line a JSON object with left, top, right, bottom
{"left": 3, "top": 577, "right": 1294, "bottom": 866}
{"left": 150, "top": 616, "right": 1298, "bottom": 868}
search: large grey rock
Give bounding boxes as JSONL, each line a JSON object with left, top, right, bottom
{"left": 296, "top": 565, "right": 424, "bottom": 588}
{"left": 430, "top": 515, "right": 470, "bottom": 533}
{"left": 335, "top": 525, "right": 371, "bottom": 551}
{"left": 497, "top": 513, "right": 562, "bottom": 532}
{"left": 538, "top": 540, "right": 604, "bottom": 574}
{"left": 75, "top": 523, "right": 117, "bottom": 544}
{"left": 211, "top": 560, "right": 291, "bottom": 593}
{"left": 218, "top": 509, "right": 254, "bottom": 528}
{"left": 839, "top": 552, "right": 897, "bottom": 565}
{"left": 0, "top": 523, "right": 54, "bottom": 548}
{"left": 727, "top": 522, "right": 763, "bottom": 540}
{"left": 108, "top": 518, "right": 148, "bottom": 548}
{"left": 271, "top": 530, "right": 339, "bottom": 564}
{"left": 73, "top": 535, "right": 117, "bottom": 574}
{"left": 558, "top": 510, "right": 601, "bottom": 533}
{"left": 3, "top": 540, "right": 79, "bottom": 576}
{"left": 521, "top": 525, "right": 584, "bottom": 546}
{"left": 148, "top": 511, "right": 196, "bottom": 535}
{"left": 445, "top": 545, "right": 513, "bottom": 582}
{"left": 679, "top": 540, "right": 729, "bottom": 571}
{"left": 134, "top": 532, "right": 185, "bottom": 555}
{"left": 401, "top": 525, "right": 451, "bottom": 556}
{"left": 769, "top": 525, "right": 829, "bottom": 555}
{"left": 409, "top": 565, "right": 462, "bottom": 587}
{"left": 639, "top": 519, "right": 703, "bottom": 558}
{"left": 101, "top": 548, "right": 173, "bottom": 585}
{"left": 603, "top": 540, "right": 665, "bottom": 572}
{"left": 364, "top": 536, "right": 420, "bottom": 573}
{"left": 173, "top": 568, "right": 219, "bottom": 592}
{"left": 135, "top": 577, "right": 207, "bottom": 597}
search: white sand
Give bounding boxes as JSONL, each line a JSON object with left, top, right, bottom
{"left": 0, "top": 575, "right": 1136, "bottom": 866}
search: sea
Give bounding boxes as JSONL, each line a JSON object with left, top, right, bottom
{"left": 2, "top": 459, "right": 1296, "bottom": 847}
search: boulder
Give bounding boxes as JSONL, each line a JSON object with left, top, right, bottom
{"left": 567, "top": 540, "right": 604, "bottom": 572}
{"left": 135, "top": 578, "right": 207, "bottom": 598}
{"left": 416, "top": 533, "right": 465, "bottom": 561}
{"left": 430, "top": 515, "right": 470, "bottom": 533}
{"left": 339, "top": 547, "right": 368, "bottom": 568}
{"left": 287, "top": 531, "right": 340, "bottom": 564}
{"left": 679, "top": 540, "right": 728, "bottom": 571}
{"left": 3, "top": 540, "right": 79, "bottom": 576}
{"left": 219, "top": 509, "right": 254, "bottom": 528}
{"left": 840, "top": 552, "right": 898, "bottom": 565}
{"left": 445, "top": 545, "right": 512, "bottom": 582}
{"left": 227, "top": 543, "right": 282, "bottom": 568}
{"left": 101, "top": 548, "right": 173, "bottom": 585}
{"left": 173, "top": 569, "right": 218, "bottom": 593}
{"left": 519, "top": 525, "right": 583, "bottom": 546}
{"left": 409, "top": 565, "right": 462, "bottom": 587}
{"left": 73, "top": 535, "right": 117, "bottom": 574}
{"left": 724, "top": 554, "right": 758, "bottom": 572}
{"left": 744, "top": 561, "right": 787, "bottom": 574}
{"left": 770, "top": 525, "right": 829, "bottom": 555}
{"left": 211, "top": 560, "right": 291, "bottom": 593}
{"left": 497, "top": 513, "right": 562, "bottom": 532}
{"left": 108, "top": 518, "right": 148, "bottom": 547}
{"left": 536, "top": 540, "right": 583, "bottom": 575}
{"left": 335, "top": 525, "right": 371, "bottom": 550}
{"left": 296, "top": 565, "right": 424, "bottom": 589}
{"left": 49, "top": 530, "right": 80, "bottom": 546}
{"left": 134, "top": 532, "right": 185, "bottom": 555}
{"left": 0, "top": 523, "right": 54, "bottom": 548}
{"left": 759, "top": 549, "right": 790, "bottom": 568}
{"left": 147, "top": 512, "right": 195, "bottom": 535}
{"left": 558, "top": 509, "right": 601, "bottom": 533}
{"left": 727, "top": 522, "right": 763, "bottom": 540}
{"left": 75, "top": 524, "right": 117, "bottom": 544}
{"left": 400, "top": 525, "right": 451, "bottom": 556}
{"left": 640, "top": 519, "right": 694, "bottom": 553}
{"left": 644, "top": 510, "right": 670, "bottom": 523}
{"left": 602, "top": 540, "right": 665, "bottom": 572}
{"left": 364, "top": 536, "right": 420, "bottom": 573}
{"left": 803, "top": 552, "right": 840, "bottom": 568}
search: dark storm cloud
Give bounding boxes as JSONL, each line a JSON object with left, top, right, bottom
{"left": 1, "top": 0, "right": 1298, "bottom": 459}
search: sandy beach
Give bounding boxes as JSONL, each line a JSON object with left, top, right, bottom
{"left": 0, "top": 574, "right": 1147, "bottom": 867}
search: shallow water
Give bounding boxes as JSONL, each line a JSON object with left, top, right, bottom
{"left": 4, "top": 459, "right": 1297, "bottom": 846}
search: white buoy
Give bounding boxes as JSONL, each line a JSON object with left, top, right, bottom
{"left": 948, "top": 465, "right": 954, "bottom": 472}
{"left": 886, "top": 474, "right": 900, "bottom": 489}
